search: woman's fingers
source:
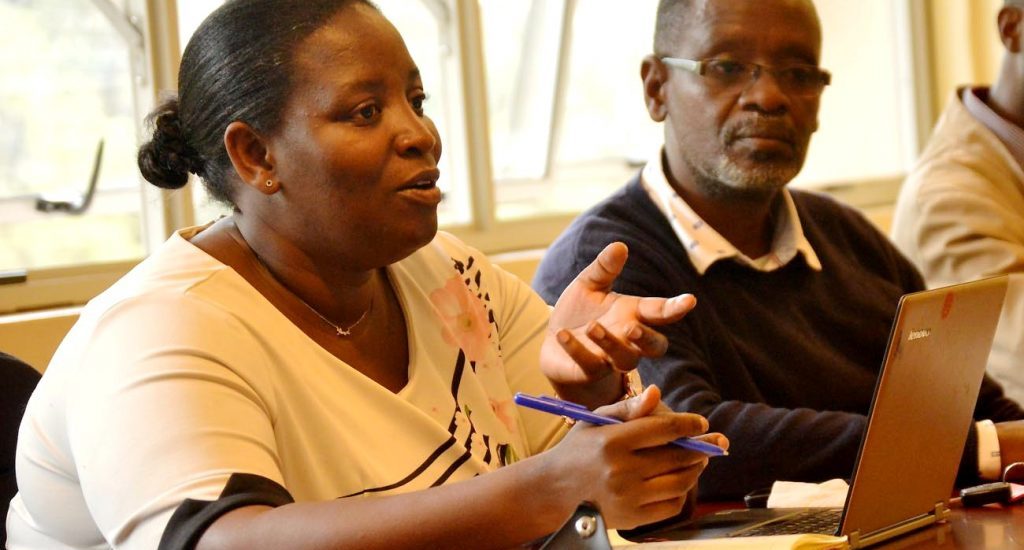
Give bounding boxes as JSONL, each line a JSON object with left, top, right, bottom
{"left": 570, "top": 321, "right": 673, "bottom": 377}
{"left": 551, "top": 398, "right": 717, "bottom": 530}
{"left": 636, "top": 461, "right": 707, "bottom": 505}
{"left": 696, "top": 432, "right": 730, "bottom": 452}
{"left": 633, "top": 445, "right": 710, "bottom": 479}
{"left": 635, "top": 497, "right": 689, "bottom": 528}
{"left": 554, "top": 328, "right": 615, "bottom": 380}
{"left": 604, "top": 411, "right": 710, "bottom": 450}
{"left": 592, "top": 385, "right": 663, "bottom": 421}
{"left": 572, "top": 242, "right": 629, "bottom": 293}
{"left": 634, "top": 294, "right": 697, "bottom": 326}
{"left": 623, "top": 323, "right": 670, "bottom": 357}
{"left": 611, "top": 443, "right": 710, "bottom": 528}
{"left": 586, "top": 321, "right": 642, "bottom": 372}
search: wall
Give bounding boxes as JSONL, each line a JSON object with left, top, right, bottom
{"left": 928, "top": 0, "right": 1003, "bottom": 115}
{"left": 0, "top": 307, "right": 79, "bottom": 372}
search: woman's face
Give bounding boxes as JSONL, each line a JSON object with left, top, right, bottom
{"left": 263, "top": 4, "right": 443, "bottom": 269}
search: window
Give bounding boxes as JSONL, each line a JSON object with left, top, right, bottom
{"left": 0, "top": 0, "right": 147, "bottom": 273}
{"left": 177, "top": 0, "right": 228, "bottom": 227}
{"left": 1, "top": 0, "right": 931, "bottom": 315}
{"left": 795, "top": 0, "right": 920, "bottom": 188}
{"left": 482, "top": 0, "right": 661, "bottom": 221}
{"left": 378, "top": 0, "right": 473, "bottom": 226}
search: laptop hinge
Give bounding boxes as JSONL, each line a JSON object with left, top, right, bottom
{"left": 846, "top": 502, "right": 949, "bottom": 549}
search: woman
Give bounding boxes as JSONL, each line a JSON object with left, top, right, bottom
{"left": 7, "top": 1, "right": 726, "bottom": 548}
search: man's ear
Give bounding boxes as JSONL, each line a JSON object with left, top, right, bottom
{"left": 641, "top": 55, "right": 669, "bottom": 122}
{"left": 224, "top": 121, "right": 277, "bottom": 195}
{"left": 998, "top": 6, "right": 1023, "bottom": 53}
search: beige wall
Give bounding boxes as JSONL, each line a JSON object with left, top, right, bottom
{"left": 928, "top": 0, "right": 1004, "bottom": 117}
{"left": 0, "top": 307, "right": 79, "bottom": 372}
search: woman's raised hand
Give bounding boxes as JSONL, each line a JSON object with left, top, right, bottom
{"left": 541, "top": 242, "right": 696, "bottom": 408}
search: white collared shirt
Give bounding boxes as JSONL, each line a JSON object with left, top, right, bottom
{"left": 962, "top": 86, "right": 1024, "bottom": 172}
{"left": 639, "top": 150, "right": 822, "bottom": 274}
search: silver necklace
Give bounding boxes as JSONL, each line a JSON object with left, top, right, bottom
{"left": 252, "top": 251, "right": 374, "bottom": 337}
{"left": 295, "top": 293, "right": 374, "bottom": 337}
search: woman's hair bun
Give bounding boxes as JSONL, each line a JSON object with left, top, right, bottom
{"left": 137, "top": 98, "right": 203, "bottom": 189}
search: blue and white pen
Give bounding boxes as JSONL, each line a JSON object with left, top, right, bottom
{"left": 513, "top": 392, "right": 727, "bottom": 457}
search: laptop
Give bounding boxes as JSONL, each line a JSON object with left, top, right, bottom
{"left": 629, "top": 276, "right": 1009, "bottom": 549}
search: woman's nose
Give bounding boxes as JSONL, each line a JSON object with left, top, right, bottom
{"left": 395, "top": 108, "right": 439, "bottom": 158}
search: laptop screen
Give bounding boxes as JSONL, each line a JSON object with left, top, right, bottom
{"left": 839, "top": 276, "right": 1007, "bottom": 541}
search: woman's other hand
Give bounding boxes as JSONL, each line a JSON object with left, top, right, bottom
{"left": 538, "top": 386, "right": 728, "bottom": 530}
{"left": 541, "top": 242, "right": 696, "bottom": 408}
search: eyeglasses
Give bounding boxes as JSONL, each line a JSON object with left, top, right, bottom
{"left": 661, "top": 57, "right": 831, "bottom": 98}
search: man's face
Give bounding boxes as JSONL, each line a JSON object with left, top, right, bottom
{"left": 649, "top": 0, "right": 823, "bottom": 201}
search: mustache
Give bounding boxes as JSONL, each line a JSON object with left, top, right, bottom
{"left": 724, "top": 119, "right": 797, "bottom": 144}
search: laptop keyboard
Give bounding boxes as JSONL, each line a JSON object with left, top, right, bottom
{"left": 730, "top": 508, "right": 842, "bottom": 537}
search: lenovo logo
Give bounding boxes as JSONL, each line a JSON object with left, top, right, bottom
{"left": 908, "top": 329, "right": 931, "bottom": 341}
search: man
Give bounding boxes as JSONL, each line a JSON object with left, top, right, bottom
{"left": 892, "top": 1, "right": 1024, "bottom": 405}
{"left": 533, "top": 0, "right": 1024, "bottom": 500}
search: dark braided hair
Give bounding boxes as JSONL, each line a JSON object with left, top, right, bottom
{"left": 137, "top": 0, "right": 377, "bottom": 204}
{"left": 138, "top": 99, "right": 203, "bottom": 189}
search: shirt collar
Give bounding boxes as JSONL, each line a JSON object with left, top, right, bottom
{"left": 961, "top": 86, "right": 1024, "bottom": 170}
{"left": 640, "top": 150, "right": 822, "bottom": 275}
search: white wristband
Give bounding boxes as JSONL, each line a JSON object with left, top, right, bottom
{"left": 976, "top": 419, "right": 1001, "bottom": 480}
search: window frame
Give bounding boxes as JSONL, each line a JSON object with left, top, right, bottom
{"left": 0, "top": 0, "right": 183, "bottom": 314}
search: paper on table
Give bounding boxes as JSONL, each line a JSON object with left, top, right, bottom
{"left": 610, "top": 531, "right": 848, "bottom": 549}
{"left": 1010, "top": 482, "right": 1024, "bottom": 503}
{"left": 607, "top": 478, "right": 851, "bottom": 549}
{"left": 766, "top": 479, "right": 849, "bottom": 509}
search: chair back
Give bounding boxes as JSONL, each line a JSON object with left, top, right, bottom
{"left": 0, "top": 352, "right": 41, "bottom": 546}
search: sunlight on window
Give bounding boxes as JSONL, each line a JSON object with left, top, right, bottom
{"left": 484, "top": 0, "right": 916, "bottom": 222}
{"left": 177, "top": 0, "right": 228, "bottom": 226}
{"left": 482, "top": 0, "right": 660, "bottom": 221}
{"left": 480, "top": 1, "right": 565, "bottom": 182}
{"left": 0, "top": 0, "right": 143, "bottom": 270}
{"left": 796, "top": 0, "right": 909, "bottom": 187}
{"left": 378, "top": 0, "right": 471, "bottom": 226}
{"left": 1, "top": 0, "right": 919, "bottom": 274}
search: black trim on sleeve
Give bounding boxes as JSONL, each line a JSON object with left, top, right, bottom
{"left": 158, "top": 473, "right": 294, "bottom": 550}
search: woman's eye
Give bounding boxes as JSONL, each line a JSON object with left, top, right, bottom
{"left": 357, "top": 105, "right": 379, "bottom": 120}
{"left": 411, "top": 94, "right": 428, "bottom": 113}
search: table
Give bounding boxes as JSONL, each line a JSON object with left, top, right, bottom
{"left": 873, "top": 503, "right": 1024, "bottom": 549}
{"left": 689, "top": 501, "right": 1024, "bottom": 549}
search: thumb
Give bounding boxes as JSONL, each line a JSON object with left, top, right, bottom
{"left": 594, "top": 384, "right": 662, "bottom": 421}
{"left": 573, "top": 242, "right": 628, "bottom": 292}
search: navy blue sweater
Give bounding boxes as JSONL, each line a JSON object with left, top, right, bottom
{"left": 533, "top": 175, "right": 1024, "bottom": 500}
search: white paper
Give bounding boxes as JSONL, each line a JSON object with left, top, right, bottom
{"left": 766, "top": 479, "right": 849, "bottom": 509}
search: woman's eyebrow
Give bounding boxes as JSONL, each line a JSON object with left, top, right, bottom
{"left": 328, "top": 67, "right": 423, "bottom": 93}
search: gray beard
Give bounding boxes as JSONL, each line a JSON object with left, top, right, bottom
{"left": 686, "top": 152, "right": 801, "bottom": 203}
